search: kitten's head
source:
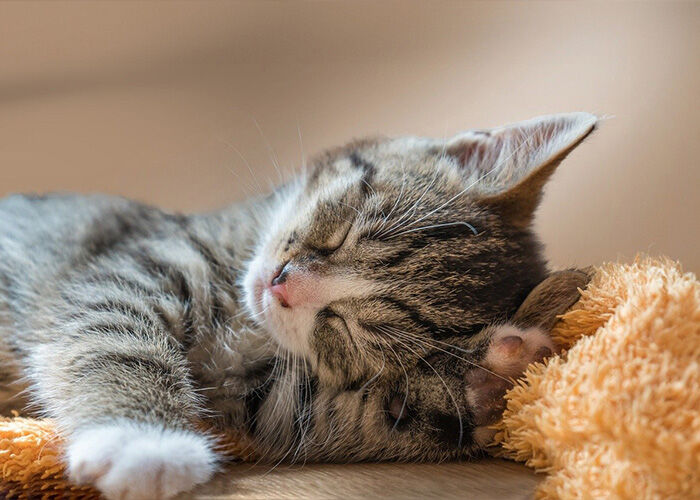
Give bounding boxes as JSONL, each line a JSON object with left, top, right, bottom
{"left": 252, "top": 270, "right": 591, "bottom": 463}
{"left": 243, "top": 113, "right": 597, "bottom": 388}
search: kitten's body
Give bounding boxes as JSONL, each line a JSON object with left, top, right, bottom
{"left": 0, "top": 113, "right": 597, "bottom": 499}
{"left": 0, "top": 194, "right": 266, "bottom": 425}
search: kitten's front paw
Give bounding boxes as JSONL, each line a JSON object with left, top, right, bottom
{"left": 467, "top": 325, "right": 554, "bottom": 427}
{"left": 67, "top": 421, "right": 217, "bottom": 500}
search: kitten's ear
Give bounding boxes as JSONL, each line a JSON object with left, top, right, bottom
{"left": 446, "top": 112, "right": 597, "bottom": 226}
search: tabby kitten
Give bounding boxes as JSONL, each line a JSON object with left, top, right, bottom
{"left": 0, "top": 113, "right": 596, "bottom": 499}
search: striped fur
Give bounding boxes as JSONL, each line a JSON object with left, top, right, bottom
{"left": 0, "top": 113, "right": 596, "bottom": 498}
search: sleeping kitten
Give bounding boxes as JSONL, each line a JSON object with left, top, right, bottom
{"left": 0, "top": 113, "right": 596, "bottom": 499}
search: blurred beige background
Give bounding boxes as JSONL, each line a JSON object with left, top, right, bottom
{"left": 1, "top": 1, "right": 698, "bottom": 272}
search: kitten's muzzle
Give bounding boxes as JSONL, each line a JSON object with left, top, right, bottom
{"left": 267, "top": 261, "right": 321, "bottom": 309}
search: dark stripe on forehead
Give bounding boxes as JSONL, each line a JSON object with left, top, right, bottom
{"left": 350, "top": 151, "right": 375, "bottom": 175}
{"left": 402, "top": 221, "right": 478, "bottom": 240}
{"left": 379, "top": 248, "right": 415, "bottom": 269}
{"left": 376, "top": 220, "right": 478, "bottom": 244}
{"left": 366, "top": 235, "right": 432, "bottom": 270}
{"left": 349, "top": 152, "right": 376, "bottom": 198}
{"left": 372, "top": 228, "right": 474, "bottom": 270}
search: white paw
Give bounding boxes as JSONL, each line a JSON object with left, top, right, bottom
{"left": 66, "top": 421, "right": 217, "bottom": 500}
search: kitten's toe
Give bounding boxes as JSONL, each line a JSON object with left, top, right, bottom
{"left": 67, "top": 425, "right": 125, "bottom": 485}
{"left": 483, "top": 325, "right": 554, "bottom": 379}
{"left": 67, "top": 422, "right": 217, "bottom": 500}
{"left": 466, "top": 324, "right": 554, "bottom": 428}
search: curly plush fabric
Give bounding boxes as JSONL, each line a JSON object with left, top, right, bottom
{"left": 0, "top": 416, "right": 254, "bottom": 499}
{"left": 0, "top": 415, "right": 97, "bottom": 499}
{"left": 1, "top": 257, "right": 698, "bottom": 499}
{"left": 494, "top": 257, "right": 700, "bottom": 499}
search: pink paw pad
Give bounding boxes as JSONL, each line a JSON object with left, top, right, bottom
{"left": 485, "top": 325, "right": 554, "bottom": 378}
{"left": 466, "top": 325, "right": 555, "bottom": 427}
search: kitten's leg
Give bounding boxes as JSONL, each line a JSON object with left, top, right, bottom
{"left": 467, "top": 270, "right": 591, "bottom": 438}
{"left": 26, "top": 316, "right": 217, "bottom": 499}
{"left": 478, "top": 268, "right": 593, "bottom": 381}
{"left": 511, "top": 268, "right": 593, "bottom": 330}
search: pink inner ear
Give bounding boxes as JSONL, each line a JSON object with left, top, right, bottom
{"left": 445, "top": 113, "right": 598, "bottom": 195}
{"left": 448, "top": 135, "right": 502, "bottom": 172}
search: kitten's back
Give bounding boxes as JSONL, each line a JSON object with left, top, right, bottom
{"left": 0, "top": 194, "right": 153, "bottom": 403}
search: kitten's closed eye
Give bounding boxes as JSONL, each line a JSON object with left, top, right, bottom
{"left": 319, "top": 307, "right": 351, "bottom": 335}
{"left": 309, "top": 221, "right": 353, "bottom": 256}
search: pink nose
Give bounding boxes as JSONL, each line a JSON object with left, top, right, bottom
{"left": 269, "top": 264, "right": 291, "bottom": 308}
{"left": 269, "top": 283, "right": 290, "bottom": 308}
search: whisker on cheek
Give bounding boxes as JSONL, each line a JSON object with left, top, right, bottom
{"left": 379, "top": 338, "right": 410, "bottom": 433}
{"left": 379, "top": 325, "right": 512, "bottom": 384}
{"left": 383, "top": 332, "right": 464, "bottom": 449}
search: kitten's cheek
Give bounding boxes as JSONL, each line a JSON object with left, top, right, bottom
{"left": 243, "top": 257, "right": 268, "bottom": 318}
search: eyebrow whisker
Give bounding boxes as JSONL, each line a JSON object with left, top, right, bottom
{"left": 386, "top": 221, "right": 478, "bottom": 239}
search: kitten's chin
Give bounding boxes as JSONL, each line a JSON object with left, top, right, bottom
{"left": 259, "top": 289, "right": 313, "bottom": 356}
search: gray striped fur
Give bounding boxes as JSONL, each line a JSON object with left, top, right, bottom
{"left": 0, "top": 113, "right": 596, "bottom": 497}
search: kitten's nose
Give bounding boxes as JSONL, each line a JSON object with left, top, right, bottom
{"left": 268, "top": 262, "right": 320, "bottom": 308}
{"left": 271, "top": 263, "right": 289, "bottom": 286}
{"left": 269, "top": 283, "right": 290, "bottom": 308}
{"left": 270, "top": 263, "right": 291, "bottom": 307}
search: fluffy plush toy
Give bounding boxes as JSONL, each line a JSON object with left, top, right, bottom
{"left": 1, "top": 257, "right": 698, "bottom": 500}
{"left": 493, "top": 257, "right": 700, "bottom": 499}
